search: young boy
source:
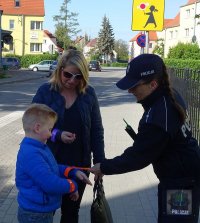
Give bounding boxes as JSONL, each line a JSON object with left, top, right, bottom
{"left": 16, "top": 103, "right": 91, "bottom": 223}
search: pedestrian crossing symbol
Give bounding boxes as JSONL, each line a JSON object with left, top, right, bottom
{"left": 132, "top": 0, "right": 165, "bottom": 31}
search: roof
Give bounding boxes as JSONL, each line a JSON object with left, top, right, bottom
{"left": 44, "top": 30, "right": 56, "bottom": 39}
{"left": 129, "top": 31, "right": 158, "bottom": 42}
{"left": 86, "top": 38, "right": 97, "bottom": 47}
{"left": 186, "top": 0, "right": 199, "bottom": 5}
{"left": 164, "top": 19, "right": 174, "bottom": 27}
{"left": 164, "top": 13, "right": 180, "bottom": 28}
{"left": 0, "top": 0, "right": 45, "bottom": 16}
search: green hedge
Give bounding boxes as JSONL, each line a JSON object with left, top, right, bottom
{"left": 3, "top": 54, "right": 58, "bottom": 68}
{"left": 102, "top": 62, "right": 128, "bottom": 67}
{"left": 164, "top": 58, "right": 200, "bottom": 70}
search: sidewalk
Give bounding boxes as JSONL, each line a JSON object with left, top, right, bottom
{"left": 0, "top": 69, "right": 159, "bottom": 223}
{"left": 0, "top": 69, "right": 46, "bottom": 85}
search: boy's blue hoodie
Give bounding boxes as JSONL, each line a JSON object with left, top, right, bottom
{"left": 15, "top": 137, "right": 78, "bottom": 212}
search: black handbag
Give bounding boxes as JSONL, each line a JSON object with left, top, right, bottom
{"left": 90, "top": 179, "right": 114, "bottom": 223}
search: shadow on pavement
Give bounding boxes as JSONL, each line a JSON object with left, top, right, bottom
{"left": 0, "top": 71, "right": 136, "bottom": 112}
{"left": 90, "top": 75, "right": 136, "bottom": 107}
{"left": 53, "top": 183, "right": 158, "bottom": 223}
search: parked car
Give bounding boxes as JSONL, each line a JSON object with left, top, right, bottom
{"left": 47, "top": 60, "right": 58, "bottom": 77}
{"left": 88, "top": 60, "right": 101, "bottom": 71}
{"left": 2, "top": 57, "right": 21, "bottom": 70}
{"left": 28, "top": 60, "right": 54, "bottom": 72}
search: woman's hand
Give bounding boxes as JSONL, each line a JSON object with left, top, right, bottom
{"left": 69, "top": 191, "right": 79, "bottom": 201}
{"left": 61, "top": 131, "right": 76, "bottom": 144}
{"left": 89, "top": 163, "right": 103, "bottom": 177}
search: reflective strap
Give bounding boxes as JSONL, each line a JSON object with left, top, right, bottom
{"left": 64, "top": 166, "right": 90, "bottom": 177}
{"left": 64, "top": 167, "right": 74, "bottom": 178}
{"left": 51, "top": 129, "right": 59, "bottom": 142}
{"left": 67, "top": 179, "right": 76, "bottom": 193}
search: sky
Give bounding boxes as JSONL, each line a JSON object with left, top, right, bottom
{"left": 44, "top": 0, "right": 187, "bottom": 42}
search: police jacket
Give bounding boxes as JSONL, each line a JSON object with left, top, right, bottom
{"left": 32, "top": 83, "right": 105, "bottom": 166}
{"left": 101, "top": 88, "right": 200, "bottom": 181}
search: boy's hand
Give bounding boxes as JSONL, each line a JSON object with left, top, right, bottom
{"left": 76, "top": 171, "right": 92, "bottom": 186}
{"left": 61, "top": 131, "right": 76, "bottom": 144}
{"left": 69, "top": 191, "right": 79, "bottom": 201}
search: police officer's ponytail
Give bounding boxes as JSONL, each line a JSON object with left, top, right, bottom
{"left": 160, "top": 64, "right": 186, "bottom": 123}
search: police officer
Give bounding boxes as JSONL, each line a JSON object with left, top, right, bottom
{"left": 90, "top": 54, "right": 200, "bottom": 223}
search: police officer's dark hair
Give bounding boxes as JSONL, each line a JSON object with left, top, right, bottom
{"left": 143, "top": 64, "right": 186, "bottom": 123}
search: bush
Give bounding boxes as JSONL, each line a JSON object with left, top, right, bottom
{"left": 3, "top": 53, "right": 58, "bottom": 68}
{"left": 164, "top": 58, "right": 200, "bottom": 70}
{"left": 102, "top": 62, "right": 127, "bottom": 67}
{"left": 168, "top": 42, "right": 200, "bottom": 59}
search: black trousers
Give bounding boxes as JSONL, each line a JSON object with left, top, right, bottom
{"left": 60, "top": 180, "right": 86, "bottom": 223}
{"left": 158, "top": 178, "right": 200, "bottom": 223}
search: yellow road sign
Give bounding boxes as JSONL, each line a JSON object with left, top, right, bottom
{"left": 132, "top": 0, "right": 165, "bottom": 31}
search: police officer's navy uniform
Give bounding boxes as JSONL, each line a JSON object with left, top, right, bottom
{"left": 101, "top": 87, "right": 200, "bottom": 223}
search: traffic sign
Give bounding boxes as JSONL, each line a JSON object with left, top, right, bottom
{"left": 136, "top": 34, "right": 146, "bottom": 47}
{"left": 132, "top": 0, "right": 165, "bottom": 31}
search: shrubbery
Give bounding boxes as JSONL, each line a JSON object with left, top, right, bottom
{"left": 164, "top": 58, "right": 200, "bottom": 70}
{"left": 3, "top": 53, "right": 58, "bottom": 68}
{"left": 165, "top": 42, "right": 200, "bottom": 70}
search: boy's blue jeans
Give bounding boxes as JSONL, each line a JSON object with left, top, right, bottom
{"left": 17, "top": 207, "right": 54, "bottom": 223}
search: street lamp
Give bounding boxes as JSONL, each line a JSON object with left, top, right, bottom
{"left": 0, "top": 9, "right": 3, "bottom": 68}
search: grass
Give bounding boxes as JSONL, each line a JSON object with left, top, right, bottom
{"left": 0, "top": 68, "right": 8, "bottom": 79}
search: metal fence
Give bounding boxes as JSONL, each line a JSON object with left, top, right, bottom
{"left": 168, "top": 68, "right": 200, "bottom": 145}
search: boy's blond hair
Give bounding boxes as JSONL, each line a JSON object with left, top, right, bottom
{"left": 22, "top": 103, "right": 57, "bottom": 133}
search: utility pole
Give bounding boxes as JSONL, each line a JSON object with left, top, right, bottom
{"left": 0, "top": 9, "right": 3, "bottom": 68}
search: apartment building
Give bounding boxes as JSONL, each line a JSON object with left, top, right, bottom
{"left": 130, "top": 0, "right": 200, "bottom": 58}
{"left": 0, "top": 0, "right": 45, "bottom": 56}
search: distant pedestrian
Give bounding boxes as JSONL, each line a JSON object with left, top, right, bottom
{"left": 90, "top": 54, "right": 200, "bottom": 223}
{"left": 16, "top": 103, "right": 92, "bottom": 223}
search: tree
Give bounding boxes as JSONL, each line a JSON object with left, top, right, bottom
{"left": 53, "top": 0, "right": 80, "bottom": 49}
{"left": 97, "top": 15, "right": 115, "bottom": 63}
{"left": 153, "top": 38, "right": 164, "bottom": 58}
{"left": 114, "top": 39, "right": 129, "bottom": 61}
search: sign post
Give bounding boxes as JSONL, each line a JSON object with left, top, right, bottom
{"left": 131, "top": 0, "right": 164, "bottom": 54}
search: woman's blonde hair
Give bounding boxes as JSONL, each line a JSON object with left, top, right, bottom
{"left": 22, "top": 103, "right": 57, "bottom": 133}
{"left": 49, "top": 49, "right": 89, "bottom": 93}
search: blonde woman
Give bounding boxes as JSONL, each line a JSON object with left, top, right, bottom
{"left": 32, "top": 49, "right": 105, "bottom": 223}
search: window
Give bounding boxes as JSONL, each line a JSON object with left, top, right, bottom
{"left": 9, "top": 20, "right": 14, "bottom": 29}
{"left": 185, "top": 28, "right": 189, "bottom": 37}
{"left": 30, "top": 21, "right": 43, "bottom": 30}
{"left": 170, "top": 31, "right": 173, "bottom": 39}
{"left": 9, "top": 43, "right": 14, "bottom": 51}
{"left": 15, "top": 0, "right": 20, "bottom": 7}
{"left": 186, "top": 9, "right": 190, "bottom": 18}
{"left": 30, "top": 43, "right": 42, "bottom": 52}
{"left": 175, "top": 30, "right": 178, "bottom": 38}
{"left": 149, "top": 43, "right": 152, "bottom": 48}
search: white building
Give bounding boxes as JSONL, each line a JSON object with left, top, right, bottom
{"left": 42, "top": 30, "right": 62, "bottom": 54}
{"left": 130, "top": 0, "right": 200, "bottom": 58}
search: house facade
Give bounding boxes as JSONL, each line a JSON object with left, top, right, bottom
{"left": 130, "top": 0, "right": 200, "bottom": 58}
{"left": 42, "top": 30, "right": 61, "bottom": 54}
{"left": 1, "top": 0, "right": 45, "bottom": 56}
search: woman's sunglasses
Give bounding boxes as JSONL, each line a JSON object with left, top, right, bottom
{"left": 62, "top": 71, "right": 83, "bottom": 80}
